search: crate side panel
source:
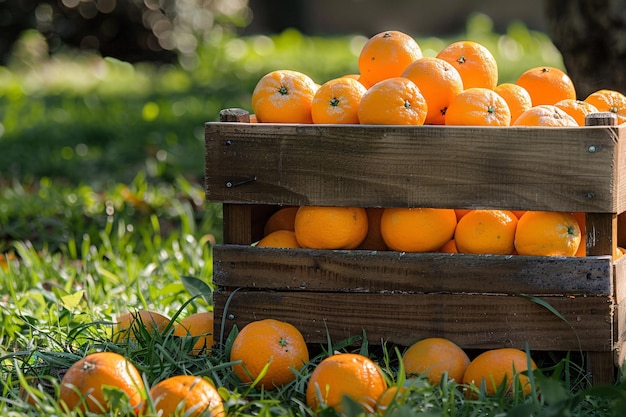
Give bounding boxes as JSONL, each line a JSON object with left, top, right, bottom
{"left": 205, "top": 123, "right": 617, "bottom": 212}
{"left": 616, "top": 125, "right": 626, "bottom": 214}
{"left": 213, "top": 290, "right": 612, "bottom": 351}
{"left": 615, "top": 258, "right": 626, "bottom": 347}
{"left": 213, "top": 245, "right": 613, "bottom": 295}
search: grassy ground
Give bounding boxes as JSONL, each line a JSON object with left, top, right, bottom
{"left": 3, "top": 13, "right": 626, "bottom": 416}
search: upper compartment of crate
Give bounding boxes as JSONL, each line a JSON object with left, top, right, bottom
{"left": 205, "top": 112, "right": 626, "bottom": 214}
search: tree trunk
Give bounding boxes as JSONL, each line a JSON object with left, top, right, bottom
{"left": 544, "top": 0, "right": 626, "bottom": 99}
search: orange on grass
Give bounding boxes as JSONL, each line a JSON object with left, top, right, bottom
{"left": 357, "top": 207, "right": 389, "bottom": 251}
{"left": 113, "top": 310, "right": 171, "bottom": 342}
{"left": 380, "top": 207, "right": 457, "bottom": 252}
{"left": 513, "top": 105, "right": 578, "bottom": 127}
{"left": 58, "top": 351, "right": 145, "bottom": 414}
{"left": 311, "top": 77, "right": 367, "bottom": 124}
{"left": 173, "top": 312, "right": 215, "bottom": 355}
{"left": 401, "top": 56, "right": 464, "bottom": 125}
{"left": 376, "top": 386, "right": 407, "bottom": 414}
{"left": 514, "top": 211, "right": 581, "bottom": 256}
{"left": 584, "top": 89, "right": 626, "bottom": 124}
{"left": 554, "top": 99, "right": 599, "bottom": 126}
{"left": 515, "top": 66, "right": 576, "bottom": 106}
{"left": 146, "top": 375, "right": 224, "bottom": 417}
{"left": 256, "top": 230, "right": 301, "bottom": 248}
{"left": 263, "top": 206, "right": 299, "bottom": 236}
{"left": 403, "top": 338, "right": 470, "bottom": 385}
{"left": 306, "top": 353, "right": 387, "bottom": 413}
{"left": 462, "top": 348, "right": 537, "bottom": 396}
{"left": 230, "top": 319, "right": 309, "bottom": 390}
{"left": 357, "top": 77, "right": 428, "bottom": 125}
{"left": 294, "top": 206, "right": 368, "bottom": 250}
{"left": 444, "top": 88, "right": 511, "bottom": 126}
{"left": 454, "top": 209, "right": 518, "bottom": 255}
{"left": 436, "top": 40, "right": 498, "bottom": 90}
{"left": 0, "top": 252, "right": 15, "bottom": 272}
{"left": 251, "top": 69, "right": 318, "bottom": 124}
{"left": 357, "top": 30, "right": 423, "bottom": 86}
{"left": 494, "top": 83, "right": 533, "bottom": 124}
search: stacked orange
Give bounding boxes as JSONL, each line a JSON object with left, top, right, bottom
{"left": 257, "top": 206, "right": 587, "bottom": 258}
{"left": 250, "top": 28, "right": 625, "bottom": 128}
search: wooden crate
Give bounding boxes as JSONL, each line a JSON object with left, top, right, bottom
{"left": 205, "top": 109, "right": 626, "bottom": 384}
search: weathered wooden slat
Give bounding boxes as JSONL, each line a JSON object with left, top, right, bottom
{"left": 205, "top": 123, "right": 623, "bottom": 212}
{"left": 213, "top": 245, "right": 613, "bottom": 295}
{"left": 213, "top": 290, "right": 613, "bottom": 351}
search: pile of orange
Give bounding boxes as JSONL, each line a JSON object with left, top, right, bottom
{"left": 399, "top": 338, "right": 536, "bottom": 398}
{"left": 58, "top": 351, "right": 225, "bottom": 416}
{"left": 256, "top": 206, "right": 588, "bottom": 257}
{"left": 250, "top": 30, "right": 626, "bottom": 127}
{"left": 57, "top": 315, "right": 542, "bottom": 415}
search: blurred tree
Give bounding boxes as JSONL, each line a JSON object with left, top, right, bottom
{"left": 544, "top": 0, "right": 626, "bottom": 98}
{"left": 0, "top": 0, "right": 250, "bottom": 65}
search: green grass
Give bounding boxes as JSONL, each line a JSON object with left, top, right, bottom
{"left": 1, "top": 12, "right": 624, "bottom": 416}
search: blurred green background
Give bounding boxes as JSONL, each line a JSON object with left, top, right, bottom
{"left": 0, "top": 0, "right": 565, "bottom": 252}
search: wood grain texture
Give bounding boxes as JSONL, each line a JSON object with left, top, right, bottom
{"left": 205, "top": 122, "right": 625, "bottom": 212}
{"left": 213, "top": 290, "right": 613, "bottom": 351}
{"left": 213, "top": 245, "right": 614, "bottom": 295}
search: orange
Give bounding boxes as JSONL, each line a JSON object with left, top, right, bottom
{"left": 583, "top": 89, "right": 626, "bottom": 124}
{"left": 306, "top": 353, "right": 387, "bottom": 413}
{"left": 357, "top": 74, "right": 376, "bottom": 89}
{"left": 402, "top": 338, "right": 470, "bottom": 384}
{"left": 401, "top": 56, "right": 464, "bottom": 125}
{"left": 513, "top": 105, "right": 578, "bottom": 127}
{"left": 251, "top": 69, "right": 318, "bottom": 124}
{"left": 380, "top": 208, "right": 457, "bottom": 252}
{"left": 356, "top": 207, "right": 389, "bottom": 251}
{"left": 263, "top": 206, "right": 299, "bottom": 236}
{"left": 146, "top": 375, "right": 224, "bottom": 417}
{"left": 0, "top": 252, "right": 16, "bottom": 272}
{"left": 454, "top": 209, "right": 471, "bottom": 221}
{"left": 494, "top": 83, "right": 533, "bottom": 124}
{"left": 462, "top": 348, "right": 537, "bottom": 396}
{"left": 358, "top": 30, "right": 423, "bottom": 86}
{"left": 572, "top": 212, "right": 586, "bottom": 257}
{"left": 294, "top": 206, "right": 368, "bottom": 250}
{"left": 376, "top": 386, "right": 406, "bottom": 413}
{"left": 554, "top": 99, "right": 599, "bottom": 126}
{"left": 230, "top": 318, "right": 309, "bottom": 390}
{"left": 58, "top": 351, "right": 145, "bottom": 414}
{"left": 438, "top": 238, "right": 458, "bottom": 254}
{"left": 357, "top": 77, "right": 428, "bottom": 125}
{"left": 113, "top": 310, "right": 171, "bottom": 342}
{"left": 515, "top": 66, "right": 576, "bottom": 106}
{"left": 514, "top": 211, "right": 581, "bottom": 256}
{"left": 436, "top": 40, "right": 498, "bottom": 90}
{"left": 311, "top": 77, "right": 367, "bottom": 124}
{"left": 454, "top": 209, "right": 518, "bottom": 255}
{"left": 256, "top": 229, "right": 301, "bottom": 248}
{"left": 340, "top": 73, "right": 361, "bottom": 80}
{"left": 173, "top": 312, "right": 215, "bottom": 355}
{"left": 445, "top": 88, "right": 511, "bottom": 126}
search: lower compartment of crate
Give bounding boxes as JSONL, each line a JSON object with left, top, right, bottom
{"left": 212, "top": 245, "right": 626, "bottom": 384}
{"left": 214, "top": 290, "right": 612, "bottom": 350}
